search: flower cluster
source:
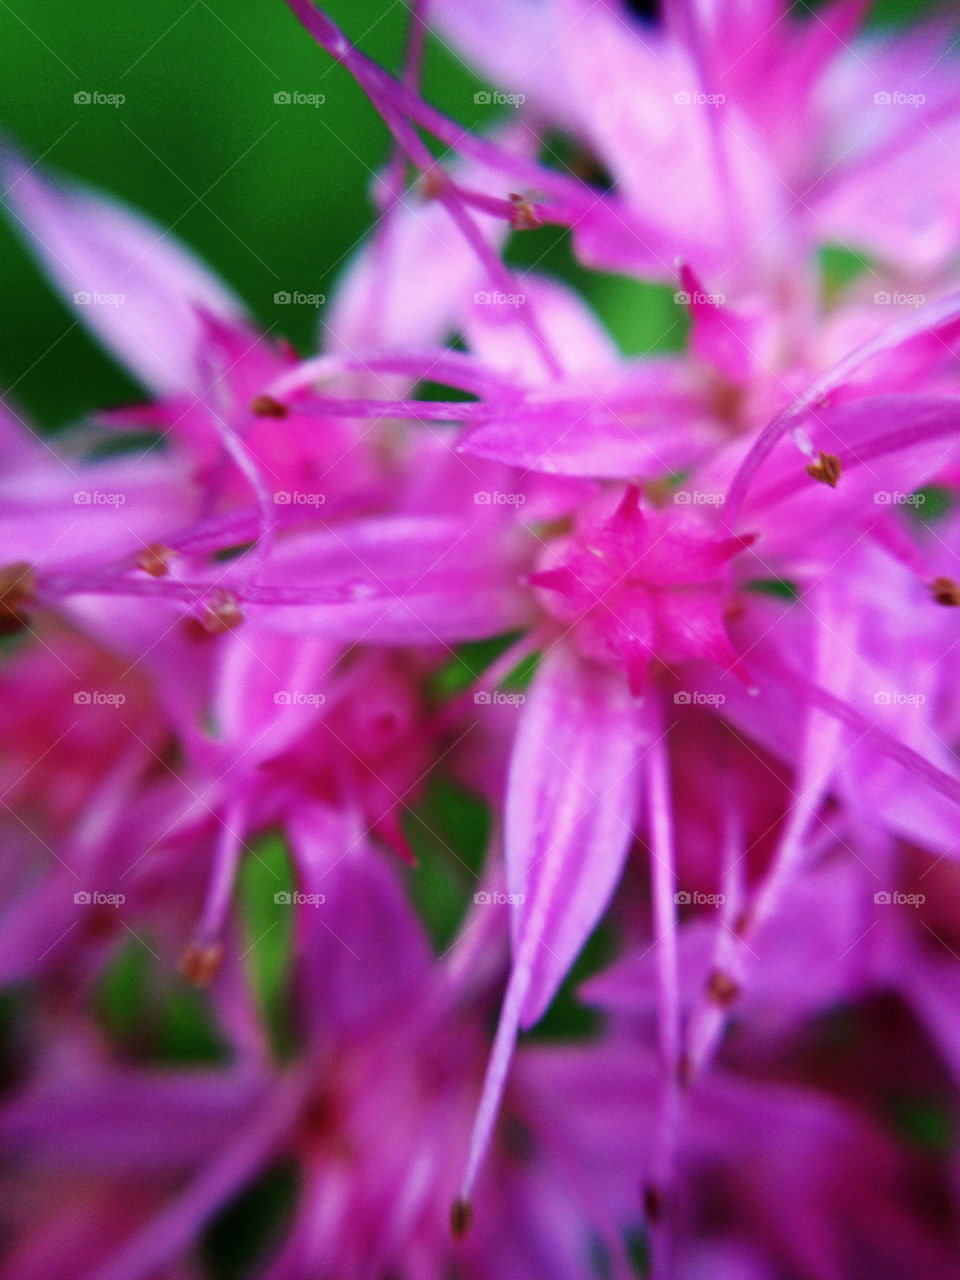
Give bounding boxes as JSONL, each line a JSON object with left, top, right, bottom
{"left": 2, "top": 1, "right": 960, "bottom": 1276}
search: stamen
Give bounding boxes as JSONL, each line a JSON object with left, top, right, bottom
{"left": 419, "top": 168, "right": 447, "bottom": 200}
{"left": 179, "top": 940, "right": 223, "bottom": 987}
{"left": 137, "top": 543, "right": 178, "bottom": 577}
{"left": 196, "top": 588, "right": 244, "bottom": 634}
{"left": 805, "top": 452, "right": 842, "bottom": 488}
{"left": 706, "top": 969, "right": 740, "bottom": 1007}
{"left": 508, "top": 192, "right": 541, "bottom": 231}
{"left": 0, "top": 561, "right": 35, "bottom": 635}
{"left": 450, "top": 1198, "right": 473, "bottom": 1240}
{"left": 643, "top": 1184, "right": 664, "bottom": 1222}
{"left": 733, "top": 905, "right": 754, "bottom": 937}
{"left": 250, "top": 394, "right": 289, "bottom": 419}
{"left": 182, "top": 803, "right": 248, "bottom": 988}
{"left": 931, "top": 576, "right": 960, "bottom": 606}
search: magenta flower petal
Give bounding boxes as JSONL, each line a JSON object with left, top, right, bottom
{"left": 238, "top": 516, "right": 532, "bottom": 641}
{"left": 459, "top": 645, "right": 639, "bottom": 1203}
{"left": 506, "top": 646, "right": 640, "bottom": 1025}
{"left": 1, "top": 147, "right": 245, "bottom": 395}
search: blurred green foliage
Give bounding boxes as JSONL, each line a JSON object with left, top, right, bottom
{"left": 239, "top": 832, "right": 297, "bottom": 1054}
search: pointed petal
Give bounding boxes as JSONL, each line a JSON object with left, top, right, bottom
{"left": 506, "top": 647, "right": 640, "bottom": 1028}
{"left": 678, "top": 261, "right": 761, "bottom": 383}
{"left": 1, "top": 148, "right": 245, "bottom": 395}
{"left": 461, "top": 648, "right": 639, "bottom": 1200}
{"left": 460, "top": 360, "right": 715, "bottom": 479}
{"left": 286, "top": 805, "right": 432, "bottom": 1038}
{"left": 207, "top": 632, "right": 339, "bottom": 764}
{"left": 243, "top": 517, "right": 532, "bottom": 642}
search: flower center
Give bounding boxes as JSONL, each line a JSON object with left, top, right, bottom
{"left": 530, "top": 486, "right": 754, "bottom": 693}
